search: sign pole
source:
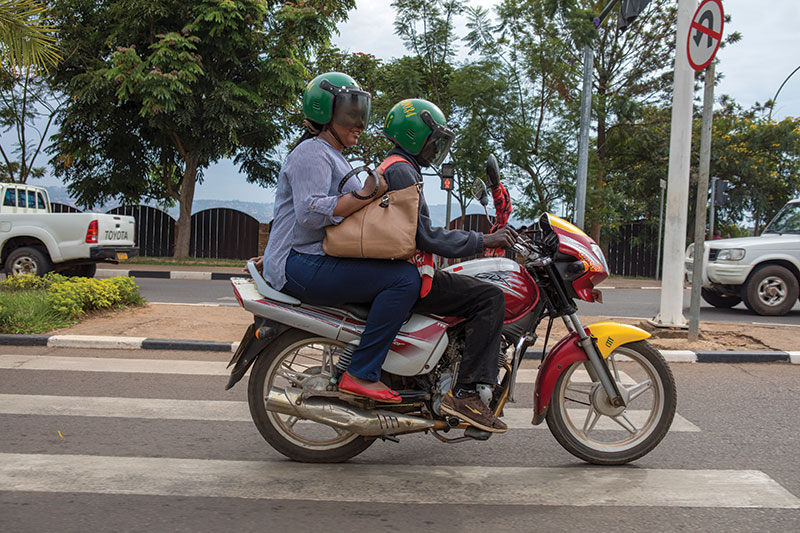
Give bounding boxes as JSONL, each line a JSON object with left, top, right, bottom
{"left": 651, "top": 0, "right": 697, "bottom": 328}
{"left": 574, "top": 44, "right": 593, "bottom": 230}
{"left": 689, "top": 62, "right": 716, "bottom": 342}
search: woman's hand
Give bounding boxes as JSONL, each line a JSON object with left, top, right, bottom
{"left": 357, "top": 167, "right": 388, "bottom": 198}
{"left": 243, "top": 256, "right": 263, "bottom": 272}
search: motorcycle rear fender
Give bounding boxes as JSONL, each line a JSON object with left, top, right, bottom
{"left": 531, "top": 322, "right": 650, "bottom": 425}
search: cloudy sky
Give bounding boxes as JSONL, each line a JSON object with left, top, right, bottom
{"left": 36, "top": 0, "right": 800, "bottom": 207}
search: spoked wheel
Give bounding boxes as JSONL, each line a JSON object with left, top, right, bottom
{"left": 248, "top": 328, "right": 374, "bottom": 463}
{"left": 545, "top": 340, "right": 676, "bottom": 465}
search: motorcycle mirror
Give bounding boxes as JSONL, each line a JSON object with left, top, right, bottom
{"left": 486, "top": 155, "right": 501, "bottom": 190}
{"left": 471, "top": 177, "right": 489, "bottom": 207}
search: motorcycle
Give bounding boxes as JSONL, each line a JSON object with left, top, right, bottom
{"left": 226, "top": 156, "right": 676, "bottom": 465}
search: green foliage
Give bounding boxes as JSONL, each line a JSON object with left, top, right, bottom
{"left": 0, "top": 0, "right": 60, "bottom": 74}
{"left": 48, "top": 0, "right": 355, "bottom": 256}
{"left": 0, "top": 274, "right": 144, "bottom": 333}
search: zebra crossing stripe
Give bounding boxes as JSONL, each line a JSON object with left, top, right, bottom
{"left": 0, "top": 394, "right": 699, "bottom": 432}
{"left": 1, "top": 355, "right": 635, "bottom": 384}
{"left": 0, "top": 453, "right": 797, "bottom": 508}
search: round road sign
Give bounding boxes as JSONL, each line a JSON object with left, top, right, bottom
{"left": 687, "top": 0, "right": 724, "bottom": 71}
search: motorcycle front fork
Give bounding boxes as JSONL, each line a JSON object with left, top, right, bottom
{"left": 563, "top": 313, "right": 626, "bottom": 408}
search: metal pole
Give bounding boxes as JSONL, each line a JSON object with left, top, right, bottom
{"left": 708, "top": 176, "right": 716, "bottom": 240}
{"left": 689, "top": 62, "right": 715, "bottom": 342}
{"left": 767, "top": 64, "right": 800, "bottom": 121}
{"left": 655, "top": 178, "right": 666, "bottom": 280}
{"left": 445, "top": 190, "right": 452, "bottom": 231}
{"left": 652, "top": 0, "right": 697, "bottom": 329}
{"left": 574, "top": 45, "right": 593, "bottom": 230}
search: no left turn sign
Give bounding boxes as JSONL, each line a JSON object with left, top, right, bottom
{"left": 687, "top": 0, "right": 724, "bottom": 71}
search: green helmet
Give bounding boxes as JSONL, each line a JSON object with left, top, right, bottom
{"left": 383, "top": 98, "right": 455, "bottom": 167}
{"left": 303, "top": 72, "right": 371, "bottom": 129}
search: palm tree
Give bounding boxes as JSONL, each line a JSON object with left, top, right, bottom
{"left": 0, "top": 0, "right": 59, "bottom": 73}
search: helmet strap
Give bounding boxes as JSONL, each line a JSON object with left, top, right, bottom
{"left": 323, "top": 124, "right": 346, "bottom": 151}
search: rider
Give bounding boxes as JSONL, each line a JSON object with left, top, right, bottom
{"left": 382, "top": 98, "right": 517, "bottom": 433}
{"left": 261, "top": 72, "right": 421, "bottom": 404}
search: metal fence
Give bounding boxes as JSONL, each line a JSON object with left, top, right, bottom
{"left": 189, "top": 207, "right": 260, "bottom": 259}
{"left": 606, "top": 221, "right": 659, "bottom": 278}
{"left": 50, "top": 202, "right": 82, "bottom": 213}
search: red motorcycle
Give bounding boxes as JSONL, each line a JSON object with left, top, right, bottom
{"left": 227, "top": 156, "right": 676, "bottom": 464}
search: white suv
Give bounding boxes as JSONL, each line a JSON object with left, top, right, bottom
{"left": 685, "top": 199, "right": 800, "bottom": 316}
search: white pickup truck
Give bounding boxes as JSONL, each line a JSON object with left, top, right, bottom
{"left": 685, "top": 198, "right": 800, "bottom": 316}
{"left": 1, "top": 183, "right": 138, "bottom": 277}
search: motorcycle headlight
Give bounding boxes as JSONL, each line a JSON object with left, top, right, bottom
{"left": 590, "top": 243, "right": 609, "bottom": 273}
{"left": 716, "top": 248, "right": 745, "bottom": 262}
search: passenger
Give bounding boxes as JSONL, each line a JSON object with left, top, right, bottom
{"left": 260, "top": 72, "right": 421, "bottom": 403}
{"left": 381, "top": 98, "right": 517, "bottom": 433}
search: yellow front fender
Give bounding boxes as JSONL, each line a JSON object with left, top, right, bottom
{"left": 586, "top": 322, "right": 651, "bottom": 359}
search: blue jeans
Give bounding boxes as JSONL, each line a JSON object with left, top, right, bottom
{"left": 284, "top": 250, "right": 421, "bottom": 382}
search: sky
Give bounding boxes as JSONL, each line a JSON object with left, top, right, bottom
{"left": 31, "top": 0, "right": 800, "bottom": 211}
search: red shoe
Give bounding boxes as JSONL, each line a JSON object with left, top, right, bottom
{"left": 338, "top": 373, "right": 402, "bottom": 403}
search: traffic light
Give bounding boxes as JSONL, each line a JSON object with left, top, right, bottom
{"left": 440, "top": 163, "right": 454, "bottom": 191}
{"left": 618, "top": 0, "right": 652, "bottom": 31}
{"left": 714, "top": 179, "right": 730, "bottom": 206}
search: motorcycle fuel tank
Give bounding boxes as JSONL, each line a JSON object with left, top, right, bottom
{"left": 443, "top": 257, "right": 539, "bottom": 322}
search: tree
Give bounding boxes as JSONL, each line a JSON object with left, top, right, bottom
{"left": 457, "top": 0, "right": 592, "bottom": 220}
{"left": 0, "top": 0, "right": 59, "bottom": 73}
{"left": 0, "top": 66, "right": 64, "bottom": 182}
{"left": 49, "top": 0, "right": 353, "bottom": 257}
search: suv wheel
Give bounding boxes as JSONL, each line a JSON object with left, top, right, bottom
{"left": 701, "top": 288, "right": 742, "bottom": 308}
{"left": 5, "top": 247, "right": 52, "bottom": 276}
{"left": 742, "top": 265, "right": 799, "bottom": 316}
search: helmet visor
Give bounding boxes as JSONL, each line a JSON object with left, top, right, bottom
{"left": 418, "top": 110, "right": 455, "bottom": 167}
{"left": 320, "top": 80, "right": 371, "bottom": 129}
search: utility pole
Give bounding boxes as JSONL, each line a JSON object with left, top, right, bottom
{"left": 689, "top": 62, "right": 716, "bottom": 342}
{"left": 574, "top": 0, "right": 627, "bottom": 230}
{"left": 651, "top": 0, "right": 697, "bottom": 329}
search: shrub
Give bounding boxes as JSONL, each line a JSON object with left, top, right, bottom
{"left": 1, "top": 272, "right": 68, "bottom": 292}
{"left": 47, "top": 276, "right": 144, "bottom": 318}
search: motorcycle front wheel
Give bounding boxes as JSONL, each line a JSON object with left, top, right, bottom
{"left": 248, "top": 328, "right": 374, "bottom": 463}
{"left": 545, "top": 340, "right": 676, "bottom": 465}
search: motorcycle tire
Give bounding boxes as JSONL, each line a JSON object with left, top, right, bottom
{"left": 545, "top": 340, "right": 676, "bottom": 465}
{"left": 247, "top": 328, "right": 374, "bottom": 463}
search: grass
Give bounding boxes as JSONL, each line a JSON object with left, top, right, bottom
{"left": 0, "top": 290, "right": 76, "bottom": 334}
{"left": 120, "top": 256, "right": 249, "bottom": 268}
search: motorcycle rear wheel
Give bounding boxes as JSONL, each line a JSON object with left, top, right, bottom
{"left": 248, "top": 328, "right": 374, "bottom": 463}
{"left": 545, "top": 340, "right": 676, "bottom": 465}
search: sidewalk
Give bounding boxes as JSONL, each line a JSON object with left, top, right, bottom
{"left": 101, "top": 261, "right": 664, "bottom": 288}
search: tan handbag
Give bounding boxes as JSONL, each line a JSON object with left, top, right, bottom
{"left": 324, "top": 161, "right": 421, "bottom": 260}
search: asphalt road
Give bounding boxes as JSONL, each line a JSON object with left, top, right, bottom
{"left": 134, "top": 278, "right": 800, "bottom": 325}
{"left": 1, "top": 345, "right": 799, "bottom": 532}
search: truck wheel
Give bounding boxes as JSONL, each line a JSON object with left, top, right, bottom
{"left": 742, "top": 265, "right": 799, "bottom": 316}
{"left": 701, "top": 288, "right": 741, "bottom": 308}
{"left": 5, "top": 247, "right": 52, "bottom": 276}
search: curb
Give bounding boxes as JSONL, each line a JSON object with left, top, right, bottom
{"left": 0, "top": 334, "right": 797, "bottom": 363}
{"left": 96, "top": 269, "right": 248, "bottom": 281}
{"left": 96, "top": 269, "right": 664, "bottom": 289}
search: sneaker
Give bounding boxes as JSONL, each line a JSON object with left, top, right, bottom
{"left": 440, "top": 392, "right": 508, "bottom": 433}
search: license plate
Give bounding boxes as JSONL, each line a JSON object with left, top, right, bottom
{"left": 116, "top": 252, "right": 128, "bottom": 260}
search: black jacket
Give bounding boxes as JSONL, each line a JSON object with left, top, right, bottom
{"left": 384, "top": 147, "right": 484, "bottom": 258}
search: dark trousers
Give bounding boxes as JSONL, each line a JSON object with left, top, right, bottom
{"left": 411, "top": 271, "right": 505, "bottom": 385}
{"left": 283, "top": 250, "right": 421, "bottom": 382}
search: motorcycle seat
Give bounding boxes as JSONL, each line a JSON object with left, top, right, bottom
{"left": 337, "top": 303, "right": 371, "bottom": 320}
{"left": 247, "top": 261, "right": 301, "bottom": 306}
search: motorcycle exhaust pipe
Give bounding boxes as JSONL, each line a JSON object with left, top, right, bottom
{"left": 266, "top": 387, "right": 445, "bottom": 437}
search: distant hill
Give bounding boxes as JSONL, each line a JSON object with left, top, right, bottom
{"left": 44, "top": 185, "right": 528, "bottom": 227}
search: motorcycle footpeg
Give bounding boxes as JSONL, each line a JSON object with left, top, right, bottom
{"left": 398, "top": 390, "right": 430, "bottom": 401}
{"left": 464, "top": 426, "right": 492, "bottom": 441}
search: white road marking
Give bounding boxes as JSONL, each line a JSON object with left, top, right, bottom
{"left": 0, "top": 394, "right": 699, "bottom": 432}
{"left": 501, "top": 408, "right": 700, "bottom": 432}
{"left": 515, "top": 368, "right": 636, "bottom": 384}
{"left": 0, "top": 355, "right": 229, "bottom": 376}
{"left": 1, "top": 453, "right": 797, "bottom": 508}
{"left": 789, "top": 352, "right": 800, "bottom": 365}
